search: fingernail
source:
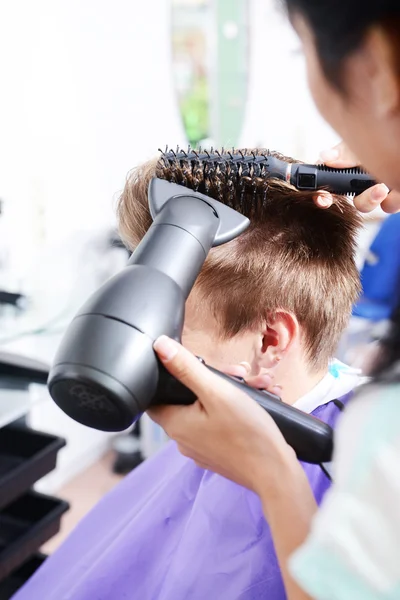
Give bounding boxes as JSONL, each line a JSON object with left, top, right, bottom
{"left": 271, "top": 385, "right": 282, "bottom": 395}
{"left": 239, "top": 361, "right": 251, "bottom": 374}
{"left": 319, "top": 148, "right": 339, "bottom": 162}
{"left": 317, "top": 195, "right": 332, "bottom": 208}
{"left": 153, "top": 335, "right": 178, "bottom": 361}
{"left": 371, "top": 183, "right": 389, "bottom": 202}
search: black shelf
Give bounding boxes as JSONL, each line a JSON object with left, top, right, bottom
{"left": 0, "top": 358, "right": 71, "bottom": 590}
{"left": 0, "top": 426, "right": 66, "bottom": 511}
{"left": 0, "top": 553, "right": 47, "bottom": 599}
{"left": 0, "top": 490, "right": 69, "bottom": 581}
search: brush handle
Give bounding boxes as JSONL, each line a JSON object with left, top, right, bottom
{"left": 156, "top": 361, "right": 334, "bottom": 464}
{"left": 291, "top": 164, "right": 376, "bottom": 195}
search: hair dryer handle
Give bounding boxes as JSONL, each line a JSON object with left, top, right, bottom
{"left": 156, "top": 360, "right": 334, "bottom": 464}
{"left": 208, "top": 366, "right": 334, "bottom": 464}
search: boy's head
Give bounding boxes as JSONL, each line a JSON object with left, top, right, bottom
{"left": 118, "top": 150, "right": 361, "bottom": 403}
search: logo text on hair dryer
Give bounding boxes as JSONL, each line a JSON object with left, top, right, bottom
{"left": 68, "top": 384, "right": 117, "bottom": 415}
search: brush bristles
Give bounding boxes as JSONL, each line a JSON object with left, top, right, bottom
{"left": 156, "top": 147, "right": 298, "bottom": 218}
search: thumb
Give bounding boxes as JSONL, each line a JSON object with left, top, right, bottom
{"left": 153, "top": 335, "right": 226, "bottom": 402}
{"left": 319, "top": 141, "right": 360, "bottom": 169}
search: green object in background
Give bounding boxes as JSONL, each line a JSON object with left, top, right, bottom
{"left": 212, "top": 0, "right": 248, "bottom": 147}
{"left": 171, "top": 0, "right": 248, "bottom": 149}
{"left": 181, "top": 76, "right": 209, "bottom": 147}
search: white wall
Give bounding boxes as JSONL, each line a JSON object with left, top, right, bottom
{"left": 0, "top": 0, "right": 187, "bottom": 282}
{"left": 0, "top": 0, "right": 187, "bottom": 487}
{"left": 239, "top": 0, "right": 339, "bottom": 161}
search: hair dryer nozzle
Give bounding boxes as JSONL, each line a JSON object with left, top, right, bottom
{"left": 48, "top": 315, "right": 157, "bottom": 431}
{"left": 48, "top": 262, "right": 187, "bottom": 431}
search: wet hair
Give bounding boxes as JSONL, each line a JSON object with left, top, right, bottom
{"left": 283, "top": 0, "right": 400, "bottom": 88}
{"left": 117, "top": 149, "right": 361, "bottom": 371}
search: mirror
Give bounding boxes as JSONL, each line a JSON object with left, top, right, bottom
{"left": 171, "top": 0, "right": 249, "bottom": 148}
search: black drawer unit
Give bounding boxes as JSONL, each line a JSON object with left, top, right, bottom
{"left": 0, "top": 491, "right": 69, "bottom": 581}
{"left": 0, "top": 426, "right": 66, "bottom": 511}
{"left": 0, "top": 553, "right": 47, "bottom": 599}
{"left": 0, "top": 422, "right": 69, "bottom": 594}
{"left": 0, "top": 552, "right": 47, "bottom": 600}
{"left": 0, "top": 353, "right": 70, "bottom": 594}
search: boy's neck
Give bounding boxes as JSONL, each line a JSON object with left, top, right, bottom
{"left": 275, "top": 358, "right": 328, "bottom": 406}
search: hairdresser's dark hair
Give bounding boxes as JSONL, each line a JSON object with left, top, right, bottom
{"left": 281, "top": 1, "right": 400, "bottom": 379}
{"left": 283, "top": 0, "right": 400, "bottom": 87}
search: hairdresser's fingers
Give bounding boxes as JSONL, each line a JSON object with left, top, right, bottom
{"left": 222, "top": 363, "right": 251, "bottom": 379}
{"left": 148, "top": 403, "right": 190, "bottom": 425}
{"left": 352, "top": 183, "right": 390, "bottom": 213}
{"left": 314, "top": 190, "right": 334, "bottom": 209}
{"left": 220, "top": 364, "right": 280, "bottom": 394}
{"left": 318, "top": 142, "right": 393, "bottom": 212}
{"left": 153, "top": 335, "right": 236, "bottom": 409}
{"left": 222, "top": 362, "right": 273, "bottom": 390}
{"left": 314, "top": 183, "right": 390, "bottom": 212}
{"left": 147, "top": 402, "right": 203, "bottom": 442}
{"left": 380, "top": 189, "right": 400, "bottom": 214}
{"left": 319, "top": 141, "right": 360, "bottom": 168}
{"left": 246, "top": 375, "right": 282, "bottom": 396}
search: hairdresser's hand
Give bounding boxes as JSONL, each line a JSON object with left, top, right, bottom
{"left": 315, "top": 141, "right": 400, "bottom": 213}
{"left": 222, "top": 361, "right": 282, "bottom": 396}
{"left": 148, "top": 336, "right": 298, "bottom": 497}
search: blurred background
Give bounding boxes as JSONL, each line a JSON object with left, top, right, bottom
{"left": 0, "top": 0, "right": 394, "bottom": 587}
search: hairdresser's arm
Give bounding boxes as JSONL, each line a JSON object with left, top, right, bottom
{"left": 149, "top": 336, "right": 315, "bottom": 600}
{"left": 259, "top": 465, "right": 317, "bottom": 600}
{"left": 315, "top": 141, "right": 400, "bottom": 213}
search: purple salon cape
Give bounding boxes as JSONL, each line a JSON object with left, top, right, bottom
{"left": 13, "top": 393, "right": 353, "bottom": 600}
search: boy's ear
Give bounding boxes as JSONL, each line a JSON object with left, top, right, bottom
{"left": 259, "top": 311, "right": 299, "bottom": 368}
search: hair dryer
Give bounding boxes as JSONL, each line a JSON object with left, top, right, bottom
{"left": 48, "top": 179, "right": 334, "bottom": 464}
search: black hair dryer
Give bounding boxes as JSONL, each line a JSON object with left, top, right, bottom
{"left": 48, "top": 179, "right": 334, "bottom": 464}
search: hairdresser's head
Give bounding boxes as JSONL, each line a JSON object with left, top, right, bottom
{"left": 283, "top": 0, "right": 400, "bottom": 191}
{"left": 118, "top": 151, "right": 361, "bottom": 404}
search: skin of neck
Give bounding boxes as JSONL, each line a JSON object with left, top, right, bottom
{"left": 182, "top": 296, "right": 328, "bottom": 407}
{"left": 265, "top": 351, "right": 327, "bottom": 406}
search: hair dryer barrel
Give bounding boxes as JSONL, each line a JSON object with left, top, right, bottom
{"left": 129, "top": 196, "right": 219, "bottom": 297}
{"left": 48, "top": 268, "right": 184, "bottom": 431}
